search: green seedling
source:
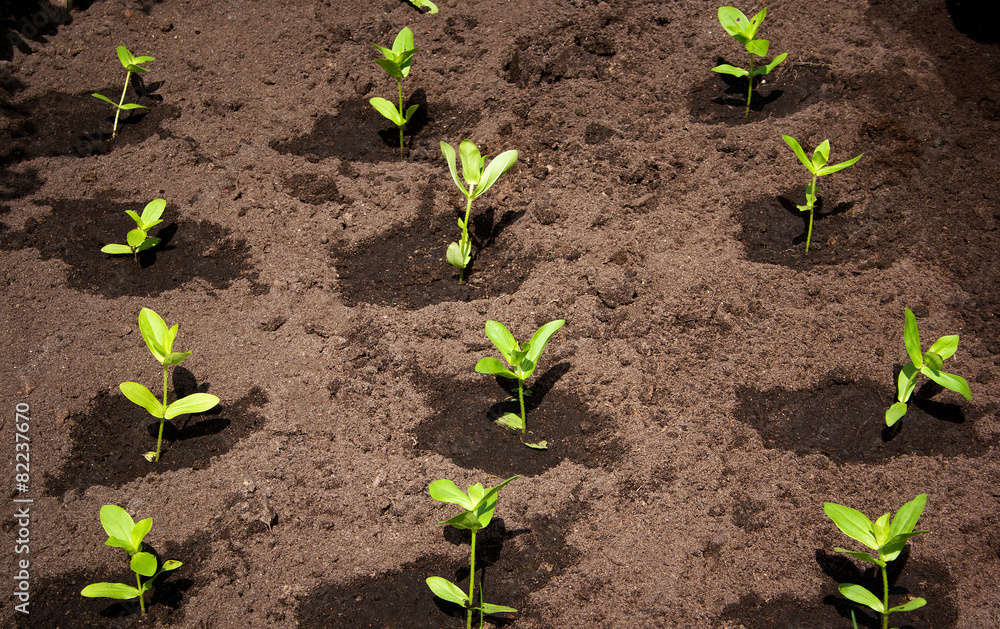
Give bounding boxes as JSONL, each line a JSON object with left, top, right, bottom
{"left": 92, "top": 45, "right": 155, "bottom": 140}
{"left": 711, "top": 6, "right": 787, "bottom": 117}
{"left": 824, "top": 494, "right": 929, "bottom": 629}
{"left": 475, "top": 319, "right": 564, "bottom": 449}
{"left": 885, "top": 308, "right": 971, "bottom": 427}
{"left": 441, "top": 140, "right": 518, "bottom": 283}
{"left": 782, "top": 135, "right": 863, "bottom": 252}
{"left": 426, "top": 475, "right": 518, "bottom": 629}
{"left": 81, "top": 505, "right": 182, "bottom": 616}
{"left": 120, "top": 308, "right": 219, "bottom": 462}
{"left": 370, "top": 27, "right": 419, "bottom": 157}
{"left": 406, "top": 0, "right": 438, "bottom": 13}
{"left": 100, "top": 198, "right": 165, "bottom": 263}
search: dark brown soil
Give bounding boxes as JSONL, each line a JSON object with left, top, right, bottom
{"left": 2, "top": 0, "right": 999, "bottom": 628}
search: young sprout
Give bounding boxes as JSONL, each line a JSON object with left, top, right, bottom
{"left": 440, "top": 140, "right": 518, "bottom": 283}
{"left": 823, "top": 494, "right": 929, "bottom": 629}
{"left": 406, "top": 0, "right": 438, "bottom": 13}
{"left": 100, "top": 198, "right": 165, "bottom": 264}
{"left": 81, "top": 505, "right": 182, "bottom": 616}
{"left": 475, "top": 319, "right": 564, "bottom": 449}
{"left": 426, "top": 475, "right": 518, "bottom": 629}
{"left": 370, "top": 27, "right": 419, "bottom": 157}
{"left": 782, "top": 135, "right": 863, "bottom": 252}
{"left": 92, "top": 45, "right": 155, "bottom": 140}
{"left": 711, "top": 6, "right": 787, "bottom": 118}
{"left": 120, "top": 308, "right": 220, "bottom": 462}
{"left": 885, "top": 308, "right": 972, "bottom": 427}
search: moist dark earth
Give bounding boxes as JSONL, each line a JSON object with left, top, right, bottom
{"left": 2, "top": 0, "right": 1000, "bottom": 627}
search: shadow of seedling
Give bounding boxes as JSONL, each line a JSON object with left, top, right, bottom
{"left": 376, "top": 88, "right": 429, "bottom": 148}
{"left": 92, "top": 541, "right": 191, "bottom": 619}
{"left": 777, "top": 196, "right": 854, "bottom": 247}
{"left": 437, "top": 517, "right": 521, "bottom": 626}
{"left": 484, "top": 361, "right": 571, "bottom": 420}
{"left": 816, "top": 547, "right": 916, "bottom": 629}
{"left": 710, "top": 60, "right": 783, "bottom": 113}
{"left": 146, "top": 367, "right": 229, "bottom": 444}
{"left": 132, "top": 222, "right": 177, "bottom": 268}
{"left": 458, "top": 208, "right": 524, "bottom": 281}
{"left": 883, "top": 365, "right": 967, "bottom": 441}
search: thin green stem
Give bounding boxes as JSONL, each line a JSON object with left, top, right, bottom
{"left": 467, "top": 528, "right": 477, "bottom": 629}
{"left": 458, "top": 194, "right": 473, "bottom": 283}
{"left": 113, "top": 71, "right": 132, "bottom": 139}
{"left": 745, "top": 54, "right": 754, "bottom": 118}
{"left": 805, "top": 172, "right": 818, "bottom": 252}
{"left": 156, "top": 364, "right": 168, "bottom": 462}
{"left": 881, "top": 562, "right": 889, "bottom": 629}
{"left": 397, "top": 77, "right": 405, "bottom": 157}
{"left": 518, "top": 378, "right": 526, "bottom": 434}
{"left": 137, "top": 572, "right": 146, "bottom": 615}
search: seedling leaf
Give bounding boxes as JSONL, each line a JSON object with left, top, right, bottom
{"left": 370, "top": 97, "right": 404, "bottom": 125}
{"left": 921, "top": 369, "right": 971, "bottom": 400}
{"left": 885, "top": 402, "right": 907, "bottom": 427}
{"left": 102, "top": 244, "right": 134, "bottom": 254}
{"left": 120, "top": 382, "right": 164, "bottom": 417}
{"left": 163, "top": 393, "right": 220, "bottom": 419}
{"left": 823, "top": 503, "right": 877, "bottom": 550}
{"left": 711, "top": 63, "right": 749, "bottom": 77}
{"left": 100, "top": 505, "right": 141, "bottom": 553}
{"left": 476, "top": 357, "right": 517, "bottom": 380}
{"left": 496, "top": 412, "right": 524, "bottom": 431}
{"left": 471, "top": 149, "right": 518, "bottom": 200}
{"left": 903, "top": 308, "right": 923, "bottom": 366}
{"left": 888, "top": 598, "right": 927, "bottom": 613}
{"left": 131, "top": 552, "right": 158, "bottom": 578}
{"left": 524, "top": 319, "right": 565, "bottom": 374}
{"left": 927, "top": 334, "right": 959, "bottom": 360}
{"left": 426, "top": 577, "right": 469, "bottom": 606}
{"left": 838, "top": 583, "right": 885, "bottom": 613}
{"left": 480, "top": 602, "right": 519, "bottom": 614}
{"left": 428, "top": 479, "right": 475, "bottom": 510}
{"left": 484, "top": 320, "right": 519, "bottom": 361}
{"left": 81, "top": 583, "right": 141, "bottom": 600}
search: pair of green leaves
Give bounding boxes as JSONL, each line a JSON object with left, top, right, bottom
{"left": 370, "top": 28, "right": 419, "bottom": 156}
{"left": 92, "top": 45, "right": 154, "bottom": 140}
{"left": 101, "top": 198, "right": 165, "bottom": 258}
{"left": 120, "top": 308, "right": 219, "bottom": 462}
{"left": 885, "top": 308, "right": 972, "bottom": 426}
{"left": 824, "top": 494, "right": 929, "bottom": 620}
{"left": 711, "top": 7, "right": 787, "bottom": 117}
{"left": 782, "top": 135, "right": 863, "bottom": 252}
{"left": 475, "top": 319, "right": 564, "bottom": 449}
{"left": 425, "top": 476, "right": 519, "bottom": 624}
{"left": 441, "top": 140, "right": 518, "bottom": 281}
{"left": 80, "top": 505, "right": 182, "bottom": 615}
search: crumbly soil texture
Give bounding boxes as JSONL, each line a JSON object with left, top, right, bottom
{"left": 2, "top": 0, "right": 1000, "bottom": 627}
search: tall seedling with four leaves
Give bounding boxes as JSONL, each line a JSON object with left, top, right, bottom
{"left": 711, "top": 6, "right": 787, "bottom": 117}
{"left": 426, "top": 475, "right": 519, "bottom": 629}
{"left": 120, "top": 308, "right": 219, "bottom": 462}
{"left": 782, "top": 135, "right": 863, "bottom": 252}
{"left": 885, "top": 307, "right": 971, "bottom": 427}
{"left": 80, "top": 505, "right": 182, "bottom": 616}
{"left": 475, "top": 319, "right": 564, "bottom": 449}
{"left": 823, "top": 494, "right": 929, "bottom": 629}
{"left": 92, "top": 45, "right": 154, "bottom": 140}
{"left": 100, "top": 198, "right": 165, "bottom": 264}
{"left": 441, "top": 140, "right": 518, "bottom": 283}
{"left": 370, "top": 27, "right": 419, "bottom": 157}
